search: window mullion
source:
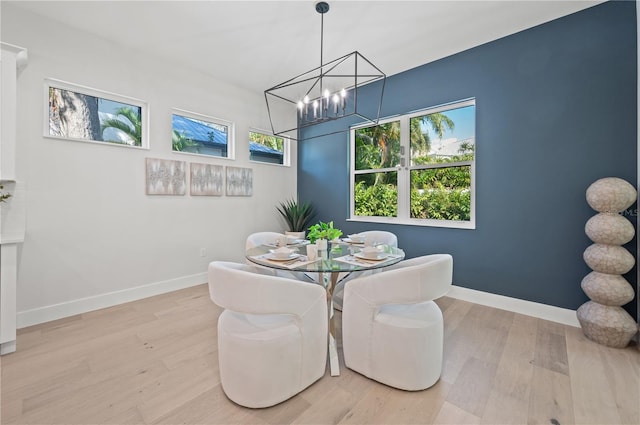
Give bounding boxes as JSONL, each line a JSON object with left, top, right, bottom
{"left": 396, "top": 117, "right": 410, "bottom": 219}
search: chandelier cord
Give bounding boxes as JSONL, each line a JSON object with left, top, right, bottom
{"left": 319, "top": 5, "right": 324, "bottom": 96}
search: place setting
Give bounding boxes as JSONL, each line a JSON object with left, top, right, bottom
{"left": 335, "top": 246, "right": 402, "bottom": 267}
{"left": 252, "top": 246, "right": 316, "bottom": 269}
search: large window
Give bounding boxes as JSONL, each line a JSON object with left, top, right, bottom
{"left": 249, "top": 130, "right": 288, "bottom": 165}
{"left": 45, "top": 79, "right": 147, "bottom": 148}
{"left": 350, "top": 99, "right": 475, "bottom": 229}
{"left": 172, "top": 109, "right": 234, "bottom": 159}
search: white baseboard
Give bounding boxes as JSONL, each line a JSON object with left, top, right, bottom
{"left": 447, "top": 285, "right": 580, "bottom": 328}
{"left": 16, "top": 277, "right": 580, "bottom": 330}
{"left": 16, "top": 272, "right": 207, "bottom": 329}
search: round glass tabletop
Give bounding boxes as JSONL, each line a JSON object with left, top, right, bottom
{"left": 246, "top": 240, "right": 405, "bottom": 274}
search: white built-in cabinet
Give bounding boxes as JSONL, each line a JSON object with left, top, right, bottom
{"left": 0, "top": 43, "right": 27, "bottom": 355}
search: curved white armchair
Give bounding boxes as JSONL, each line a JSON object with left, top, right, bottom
{"left": 355, "top": 230, "right": 398, "bottom": 248}
{"left": 333, "top": 230, "right": 398, "bottom": 311}
{"left": 245, "top": 231, "right": 284, "bottom": 250}
{"left": 245, "top": 231, "right": 305, "bottom": 280}
{"left": 208, "top": 261, "right": 328, "bottom": 408}
{"left": 342, "top": 254, "right": 452, "bottom": 391}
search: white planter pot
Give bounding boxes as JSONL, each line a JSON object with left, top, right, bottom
{"left": 285, "top": 231, "right": 305, "bottom": 240}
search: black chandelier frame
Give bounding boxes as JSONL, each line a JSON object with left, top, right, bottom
{"left": 264, "top": 2, "right": 386, "bottom": 141}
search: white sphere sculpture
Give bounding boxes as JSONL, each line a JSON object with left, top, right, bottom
{"left": 577, "top": 177, "right": 637, "bottom": 348}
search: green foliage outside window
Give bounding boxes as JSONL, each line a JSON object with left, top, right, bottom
{"left": 172, "top": 130, "right": 201, "bottom": 153}
{"left": 411, "top": 151, "right": 473, "bottom": 189}
{"left": 249, "top": 131, "right": 284, "bottom": 152}
{"left": 410, "top": 187, "right": 470, "bottom": 221}
{"left": 354, "top": 181, "right": 398, "bottom": 217}
{"left": 410, "top": 155, "right": 472, "bottom": 220}
{"left": 101, "top": 106, "right": 142, "bottom": 146}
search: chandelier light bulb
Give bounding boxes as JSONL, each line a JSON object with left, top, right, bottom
{"left": 323, "top": 89, "right": 330, "bottom": 112}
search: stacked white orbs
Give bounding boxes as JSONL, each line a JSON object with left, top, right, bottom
{"left": 577, "top": 177, "right": 638, "bottom": 348}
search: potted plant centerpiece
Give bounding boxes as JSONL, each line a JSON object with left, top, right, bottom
{"left": 307, "top": 220, "right": 343, "bottom": 251}
{"left": 276, "top": 199, "right": 316, "bottom": 240}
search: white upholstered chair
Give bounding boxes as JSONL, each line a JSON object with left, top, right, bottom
{"left": 208, "top": 261, "right": 328, "bottom": 408}
{"left": 245, "top": 231, "right": 283, "bottom": 251}
{"left": 333, "top": 230, "right": 398, "bottom": 311}
{"left": 245, "top": 231, "right": 305, "bottom": 280}
{"left": 342, "top": 254, "right": 453, "bottom": 391}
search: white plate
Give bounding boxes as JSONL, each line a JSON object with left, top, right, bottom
{"left": 343, "top": 238, "right": 365, "bottom": 245}
{"left": 355, "top": 252, "right": 388, "bottom": 261}
{"left": 266, "top": 253, "right": 301, "bottom": 261}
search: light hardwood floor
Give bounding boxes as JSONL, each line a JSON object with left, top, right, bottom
{"left": 1, "top": 284, "right": 638, "bottom": 425}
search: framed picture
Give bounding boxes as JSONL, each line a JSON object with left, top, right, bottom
{"left": 145, "top": 158, "right": 186, "bottom": 195}
{"left": 226, "top": 166, "right": 253, "bottom": 196}
{"left": 190, "top": 162, "right": 224, "bottom": 196}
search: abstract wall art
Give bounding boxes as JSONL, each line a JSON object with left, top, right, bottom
{"left": 226, "top": 166, "right": 253, "bottom": 196}
{"left": 145, "top": 158, "right": 186, "bottom": 195}
{"left": 190, "top": 162, "right": 224, "bottom": 196}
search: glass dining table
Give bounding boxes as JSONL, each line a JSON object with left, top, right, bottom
{"left": 246, "top": 239, "right": 405, "bottom": 376}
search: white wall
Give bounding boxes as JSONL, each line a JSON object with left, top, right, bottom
{"left": 1, "top": 4, "right": 298, "bottom": 326}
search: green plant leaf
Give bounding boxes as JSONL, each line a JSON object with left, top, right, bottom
{"left": 276, "top": 199, "right": 316, "bottom": 232}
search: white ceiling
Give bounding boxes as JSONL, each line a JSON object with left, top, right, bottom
{"left": 9, "top": 0, "right": 604, "bottom": 95}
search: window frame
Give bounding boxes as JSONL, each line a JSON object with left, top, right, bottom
{"left": 248, "top": 128, "right": 290, "bottom": 167}
{"left": 171, "top": 108, "right": 235, "bottom": 160}
{"left": 43, "top": 78, "right": 149, "bottom": 149}
{"left": 349, "top": 98, "right": 476, "bottom": 229}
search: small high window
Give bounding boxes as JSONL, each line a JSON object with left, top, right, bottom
{"left": 171, "top": 109, "right": 234, "bottom": 159}
{"left": 249, "top": 130, "right": 288, "bottom": 165}
{"left": 46, "top": 79, "right": 147, "bottom": 148}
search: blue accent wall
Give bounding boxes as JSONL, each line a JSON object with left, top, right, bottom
{"left": 298, "top": 0, "right": 638, "bottom": 316}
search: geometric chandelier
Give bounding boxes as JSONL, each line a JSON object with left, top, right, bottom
{"left": 264, "top": 1, "right": 386, "bottom": 141}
